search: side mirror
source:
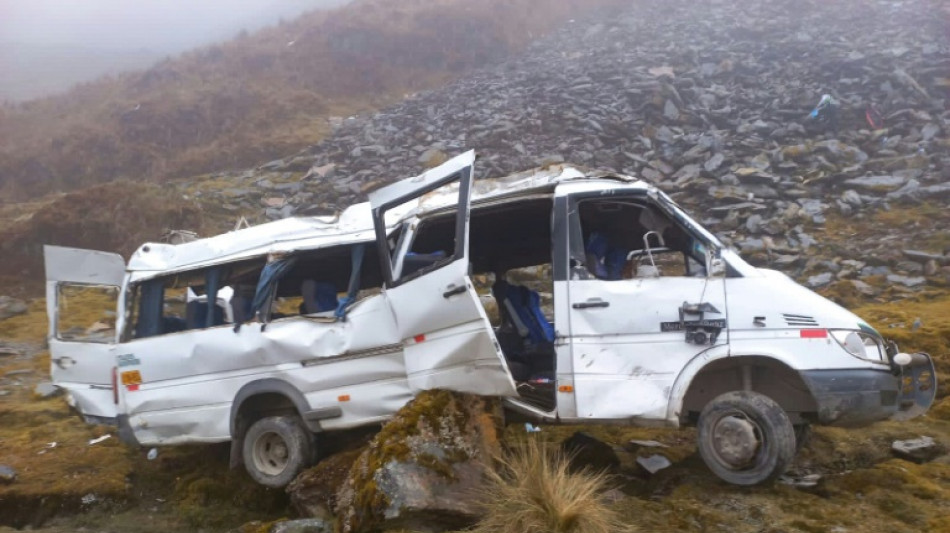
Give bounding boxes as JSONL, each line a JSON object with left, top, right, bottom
{"left": 706, "top": 248, "right": 725, "bottom": 278}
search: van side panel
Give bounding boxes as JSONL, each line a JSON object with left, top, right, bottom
{"left": 119, "top": 294, "right": 408, "bottom": 445}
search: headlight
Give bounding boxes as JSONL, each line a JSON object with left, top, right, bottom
{"left": 829, "top": 330, "right": 886, "bottom": 362}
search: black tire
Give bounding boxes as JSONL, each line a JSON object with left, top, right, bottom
{"left": 242, "top": 415, "right": 313, "bottom": 488}
{"left": 697, "top": 391, "right": 796, "bottom": 486}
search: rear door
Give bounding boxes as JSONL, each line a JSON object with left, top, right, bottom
{"left": 44, "top": 245, "right": 126, "bottom": 422}
{"left": 370, "top": 151, "right": 517, "bottom": 396}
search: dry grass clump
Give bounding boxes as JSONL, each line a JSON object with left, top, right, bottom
{"left": 471, "top": 438, "right": 627, "bottom": 533}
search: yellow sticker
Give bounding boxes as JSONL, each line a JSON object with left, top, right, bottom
{"left": 120, "top": 370, "right": 142, "bottom": 386}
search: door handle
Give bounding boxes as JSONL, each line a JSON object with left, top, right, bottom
{"left": 52, "top": 356, "right": 76, "bottom": 369}
{"left": 573, "top": 300, "right": 609, "bottom": 309}
{"left": 443, "top": 285, "right": 467, "bottom": 299}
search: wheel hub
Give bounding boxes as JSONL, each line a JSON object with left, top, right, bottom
{"left": 712, "top": 415, "right": 760, "bottom": 468}
{"left": 254, "top": 432, "right": 290, "bottom": 475}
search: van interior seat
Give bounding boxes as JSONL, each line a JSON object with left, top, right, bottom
{"left": 185, "top": 300, "right": 225, "bottom": 329}
{"left": 491, "top": 279, "right": 555, "bottom": 381}
{"left": 301, "top": 280, "right": 339, "bottom": 314}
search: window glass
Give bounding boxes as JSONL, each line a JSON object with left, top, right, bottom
{"left": 576, "top": 199, "right": 705, "bottom": 280}
{"left": 56, "top": 284, "right": 119, "bottom": 343}
{"left": 379, "top": 181, "right": 462, "bottom": 285}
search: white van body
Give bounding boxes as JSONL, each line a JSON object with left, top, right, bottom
{"left": 45, "top": 151, "right": 935, "bottom": 486}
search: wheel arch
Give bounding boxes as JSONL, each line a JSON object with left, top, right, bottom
{"left": 671, "top": 354, "right": 818, "bottom": 426}
{"left": 228, "top": 379, "right": 314, "bottom": 469}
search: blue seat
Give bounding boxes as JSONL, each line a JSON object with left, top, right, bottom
{"left": 585, "top": 231, "right": 627, "bottom": 280}
{"left": 302, "top": 280, "right": 339, "bottom": 314}
{"left": 494, "top": 280, "right": 554, "bottom": 346}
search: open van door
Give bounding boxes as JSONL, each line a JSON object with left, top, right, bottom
{"left": 370, "top": 151, "right": 517, "bottom": 397}
{"left": 44, "top": 246, "right": 125, "bottom": 423}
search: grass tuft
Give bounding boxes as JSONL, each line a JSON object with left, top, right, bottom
{"left": 470, "top": 438, "right": 628, "bottom": 533}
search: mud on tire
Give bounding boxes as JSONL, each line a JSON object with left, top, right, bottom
{"left": 697, "top": 390, "right": 796, "bottom": 486}
{"left": 242, "top": 415, "right": 314, "bottom": 488}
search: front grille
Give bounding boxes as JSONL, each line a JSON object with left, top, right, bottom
{"left": 783, "top": 313, "right": 819, "bottom": 327}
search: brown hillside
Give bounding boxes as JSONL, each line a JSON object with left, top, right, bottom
{"left": 0, "top": 0, "right": 623, "bottom": 199}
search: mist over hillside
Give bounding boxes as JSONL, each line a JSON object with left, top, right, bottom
{"left": 0, "top": 0, "right": 350, "bottom": 102}
{"left": 0, "top": 0, "right": 616, "bottom": 199}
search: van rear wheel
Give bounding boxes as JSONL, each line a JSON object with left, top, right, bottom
{"left": 697, "top": 391, "right": 796, "bottom": 486}
{"left": 243, "top": 415, "right": 313, "bottom": 488}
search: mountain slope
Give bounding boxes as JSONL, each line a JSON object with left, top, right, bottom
{"left": 0, "top": 0, "right": 623, "bottom": 199}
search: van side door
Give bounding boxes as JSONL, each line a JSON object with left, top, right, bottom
{"left": 44, "top": 245, "right": 125, "bottom": 423}
{"left": 370, "top": 151, "right": 517, "bottom": 397}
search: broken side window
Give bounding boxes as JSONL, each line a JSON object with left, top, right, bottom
{"left": 124, "top": 259, "right": 264, "bottom": 340}
{"left": 55, "top": 284, "right": 119, "bottom": 343}
{"left": 378, "top": 182, "right": 462, "bottom": 286}
{"left": 251, "top": 241, "right": 384, "bottom": 324}
{"left": 575, "top": 198, "right": 706, "bottom": 280}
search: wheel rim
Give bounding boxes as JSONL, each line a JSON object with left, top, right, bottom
{"left": 251, "top": 431, "right": 291, "bottom": 476}
{"left": 710, "top": 411, "right": 763, "bottom": 470}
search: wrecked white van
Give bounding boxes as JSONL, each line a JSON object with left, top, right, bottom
{"left": 45, "top": 151, "right": 936, "bottom": 487}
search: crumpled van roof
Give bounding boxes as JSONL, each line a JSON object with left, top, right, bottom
{"left": 126, "top": 163, "right": 645, "bottom": 278}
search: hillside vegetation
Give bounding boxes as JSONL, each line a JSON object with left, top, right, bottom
{"left": 0, "top": 0, "right": 622, "bottom": 199}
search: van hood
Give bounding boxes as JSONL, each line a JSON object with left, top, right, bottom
{"left": 727, "top": 268, "right": 875, "bottom": 335}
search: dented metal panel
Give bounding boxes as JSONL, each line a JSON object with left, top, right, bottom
{"left": 120, "top": 293, "right": 406, "bottom": 444}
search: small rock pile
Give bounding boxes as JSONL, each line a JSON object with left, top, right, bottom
{"left": 192, "top": 0, "right": 948, "bottom": 293}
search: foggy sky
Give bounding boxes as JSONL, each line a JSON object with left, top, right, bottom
{"left": 0, "top": 0, "right": 349, "bottom": 52}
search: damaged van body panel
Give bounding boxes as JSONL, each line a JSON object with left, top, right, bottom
{"left": 45, "top": 151, "right": 935, "bottom": 487}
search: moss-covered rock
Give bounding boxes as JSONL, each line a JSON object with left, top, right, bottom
{"left": 334, "top": 390, "right": 502, "bottom": 533}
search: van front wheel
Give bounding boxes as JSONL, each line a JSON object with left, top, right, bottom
{"left": 243, "top": 415, "right": 313, "bottom": 488}
{"left": 697, "top": 391, "right": 796, "bottom": 486}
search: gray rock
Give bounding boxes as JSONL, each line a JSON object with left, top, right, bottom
{"left": 0, "top": 465, "right": 15, "bottom": 484}
{"left": 903, "top": 250, "right": 946, "bottom": 263}
{"left": 841, "top": 189, "right": 863, "bottom": 208}
{"left": 921, "top": 123, "right": 940, "bottom": 142}
{"left": 845, "top": 175, "right": 907, "bottom": 192}
{"left": 892, "top": 436, "right": 945, "bottom": 463}
{"left": 704, "top": 153, "right": 725, "bottom": 172}
{"left": 745, "top": 214, "right": 763, "bottom": 234}
{"left": 0, "top": 296, "right": 28, "bottom": 321}
{"left": 886, "top": 274, "right": 926, "bottom": 288}
{"left": 270, "top": 519, "right": 333, "bottom": 533}
{"left": 807, "top": 272, "right": 834, "bottom": 288}
{"left": 663, "top": 99, "right": 680, "bottom": 120}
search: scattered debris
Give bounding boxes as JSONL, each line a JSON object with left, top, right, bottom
{"left": 779, "top": 473, "right": 823, "bottom": 488}
{"left": 88, "top": 435, "right": 111, "bottom": 446}
{"left": 636, "top": 454, "right": 672, "bottom": 475}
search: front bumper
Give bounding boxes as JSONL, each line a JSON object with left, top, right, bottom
{"left": 800, "top": 352, "right": 936, "bottom": 427}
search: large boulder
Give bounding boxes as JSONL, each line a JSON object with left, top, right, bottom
{"left": 334, "top": 390, "right": 502, "bottom": 533}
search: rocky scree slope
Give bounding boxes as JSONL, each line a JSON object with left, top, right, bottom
{"left": 191, "top": 0, "right": 950, "bottom": 300}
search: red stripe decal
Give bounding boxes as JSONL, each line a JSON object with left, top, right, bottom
{"left": 800, "top": 329, "right": 827, "bottom": 338}
{"left": 414, "top": 334, "right": 426, "bottom": 343}
{"left": 127, "top": 384, "right": 140, "bottom": 392}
